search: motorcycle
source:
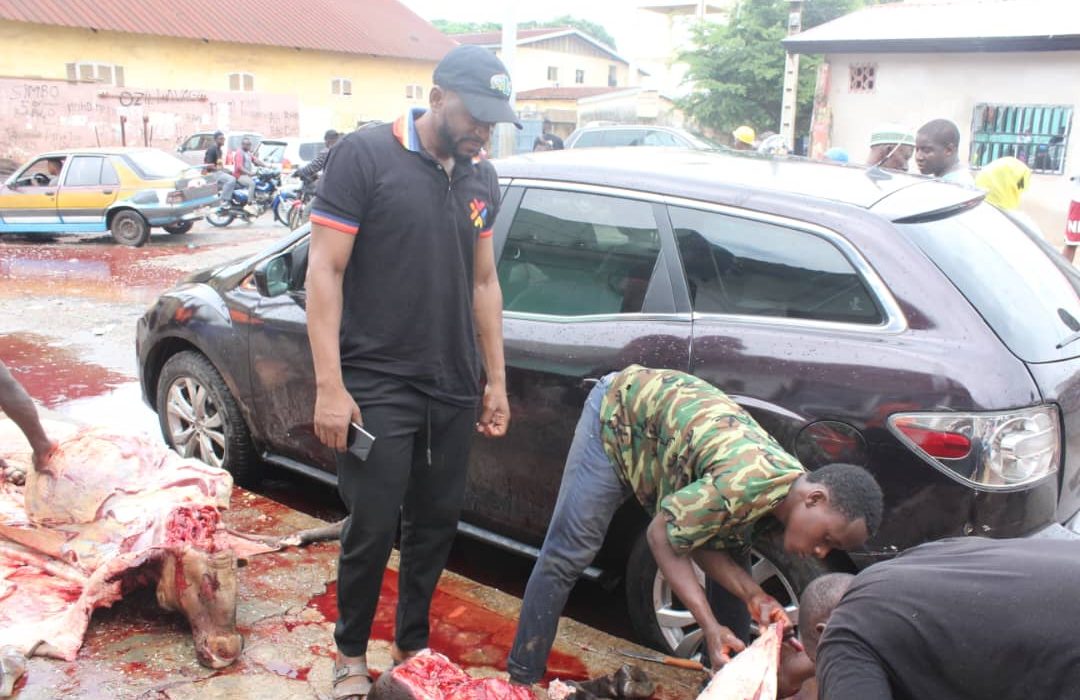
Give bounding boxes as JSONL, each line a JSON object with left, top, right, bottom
{"left": 286, "top": 172, "right": 318, "bottom": 231}
{"left": 206, "top": 167, "right": 284, "bottom": 227}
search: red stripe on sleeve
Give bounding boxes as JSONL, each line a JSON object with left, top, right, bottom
{"left": 478, "top": 228, "right": 494, "bottom": 239}
{"left": 310, "top": 213, "right": 360, "bottom": 235}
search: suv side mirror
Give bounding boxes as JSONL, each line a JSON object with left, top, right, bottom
{"left": 253, "top": 253, "right": 292, "bottom": 297}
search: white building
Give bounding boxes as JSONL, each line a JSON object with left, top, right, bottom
{"left": 785, "top": 0, "right": 1079, "bottom": 240}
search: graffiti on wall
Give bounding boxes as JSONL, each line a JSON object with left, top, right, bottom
{"left": 0, "top": 78, "right": 299, "bottom": 163}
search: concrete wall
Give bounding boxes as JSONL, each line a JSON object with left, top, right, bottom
{"left": 0, "top": 21, "right": 437, "bottom": 142}
{"left": 821, "top": 50, "right": 1080, "bottom": 242}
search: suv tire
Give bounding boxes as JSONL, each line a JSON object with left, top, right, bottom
{"left": 156, "top": 350, "right": 259, "bottom": 485}
{"left": 624, "top": 528, "right": 835, "bottom": 656}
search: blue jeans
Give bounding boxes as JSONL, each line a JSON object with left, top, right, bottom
{"left": 508, "top": 374, "right": 629, "bottom": 684}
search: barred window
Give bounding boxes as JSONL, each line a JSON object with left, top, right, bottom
{"left": 405, "top": 84, "right": 424, "bottom": 100}
{"left": 66, "top": 62, "right": 124, "bottom": 86}
{"left": 970, "top": 103, "right": 1073, "bottom": 175}
{"left": 228, "top": 72, "right": 255, "bottom": 92}
{"left": 848, "top": 63, "right": 876, "bottom": 93}
{"left": 331, "top": 78, "right": 352, "bottom": 96}
{"left": 547, "top": 66, "right": 558, "bottom": 81}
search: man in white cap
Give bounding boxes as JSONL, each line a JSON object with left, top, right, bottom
{"left": 866, "top": 124, "right": 915, "bottom": 171}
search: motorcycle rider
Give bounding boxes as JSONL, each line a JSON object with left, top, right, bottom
{"left": 203, "top": 131, "right": 236, "bottom": 210}
{"left": 233, "top": 137, "right": 267, "bottom": 216}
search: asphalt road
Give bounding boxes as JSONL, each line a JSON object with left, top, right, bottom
{"left": 0, "top": 219, "right": 636, "bottom": 640}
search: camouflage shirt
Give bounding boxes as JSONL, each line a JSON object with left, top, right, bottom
{"left": 599, "top": 365, "right": 805, "bottom": 553}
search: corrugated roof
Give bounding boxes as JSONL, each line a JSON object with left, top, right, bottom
{"left": 517, "top": 87, "right": 624, "bottom": 100}
{"left": 453, "top": 28, "right": 573, "bottom": 46}
{"left": 785, "top": 0, "right": 1080, "bottom": 54}
{"left": 0, "top": 0, "right": 456, "bottom": 61}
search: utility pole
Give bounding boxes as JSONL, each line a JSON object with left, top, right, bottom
{"left": 497, "top": 1, "right": 518, "bottom": 159}
{"left": 779, "top": 0, "right": 804, "bottom": 152}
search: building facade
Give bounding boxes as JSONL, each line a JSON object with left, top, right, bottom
{"left": 786, "top": 0, "right": 1079, "bottom": 241}
{"left": 0, "top": 0, "right": 453, "bottom": 162}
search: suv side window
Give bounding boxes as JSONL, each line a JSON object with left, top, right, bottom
{"left": 63, "top": 156, "right": 104, "bottom": 186}
{"left": 607, "top": 129, "right": 649, "bottom": 147}
{"left": 643, "top": 130, "right": 680, "bottom": 147}
{"left": 499, "top": 189, "right": 661, "bottom": 316}
{"left": 573, "top": 131, "right": 604, "bottom": 148}
{"left": 671, "top": 206, "right": 883, "bottom": 325}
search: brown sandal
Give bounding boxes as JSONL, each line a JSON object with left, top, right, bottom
{"left": 333, "top": 657, "right": 373, "bottom": 700}
{"left": 390, "top": 644, "right": 422, "bottom": 668}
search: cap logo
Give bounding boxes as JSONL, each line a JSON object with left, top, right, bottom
{"left": 490, "top": 73, "right": 512, "bottom": 98}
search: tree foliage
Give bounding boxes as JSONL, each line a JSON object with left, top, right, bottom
{"left": 678, "top": 0, "right": 873, "bottom": 138}
{"left": 432, "top": 16, "right": 618, "bottom": 49}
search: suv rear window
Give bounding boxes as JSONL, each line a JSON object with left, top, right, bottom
{"left": 299, "top": 142, "right": 323, "bottom": 161}
{"left": 900, "top": 204, "right": 1080, "bottom": 363}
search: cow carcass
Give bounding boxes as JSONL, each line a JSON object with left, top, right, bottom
{"left": 0, "top": 424, "right": 272, "bottom": 670}
{"left": 697, "top": 623, "right": 783, "bottom": 700}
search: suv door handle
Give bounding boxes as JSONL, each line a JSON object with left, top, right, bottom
{"left": 44, "top": 191, "right": 55, "bottom": 197}
{"left": 102, "top": 189, "right": 114, "bottom": 195}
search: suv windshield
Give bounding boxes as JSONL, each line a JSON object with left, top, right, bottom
{"left": 900, "top": 203, "right": 1080, "bottom": 363}
{"left": 126, "top": 150, "right": 192, "bottom": 180}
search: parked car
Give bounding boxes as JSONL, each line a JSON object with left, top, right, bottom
{"left": 256, "top": 137, "right": 326, "bottom": 173}
{"left": 136, "top": 147, "right": 1080, "bottom": 657}
{"left": 565, "top": 124, "right": 722, "bottom": 150}
{"left": 177, "top": 130, "right": 263, "bottom": 166}
{"left": 1, "top": 148, "right": 217, "bottom": 246}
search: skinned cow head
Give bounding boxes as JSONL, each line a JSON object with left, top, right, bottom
{"left": 156, "top": 546, "right": 242, "bottom": 668}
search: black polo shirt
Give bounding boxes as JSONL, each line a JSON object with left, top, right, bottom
{"left": 310, "top": 109, "right": 500, "bottom": 407}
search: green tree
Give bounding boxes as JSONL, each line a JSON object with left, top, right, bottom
{"left": 432, "top": 16, "right": 617, "bottom": 49}
{"left": 679, "top": 0, "right": 870, "bottom": 138}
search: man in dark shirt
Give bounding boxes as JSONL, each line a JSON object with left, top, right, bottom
{"left": 297, "top": 129, "right": 340, "bottom": 181}
{"left": 203, "top": 131, "right": 235, "bottom": 206}
{"left": 799, "top": 537, "right": 1080, "bottom": 700}
{"left": 307, "top": 44, "right": 518, "bottom": 700}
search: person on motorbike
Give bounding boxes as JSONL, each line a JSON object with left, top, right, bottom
{"left": 233, "top": 137, "right": 267, "bottom": 216}
{"left": 203, "top": 131, "right": 236, "bottom": 210}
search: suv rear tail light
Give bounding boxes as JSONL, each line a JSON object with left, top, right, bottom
{"left": 888, "top": 406, "right": 1060, "bottom": 491}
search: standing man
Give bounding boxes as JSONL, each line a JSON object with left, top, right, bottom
{"left": 732, "top": 125, "right": 756, "bottom": 151}
{"left": 540, "top": 120, "right": 564, "bottom": 150}
{"left": 866, "top": 124, "right": 915, "bottom": 171}
{"left": 233, "top": 137, "right": 266, "bottom": 216}
{"left": 915, "top": 119, "right": 974, "bottom": 185}
{"left": 307, "top": 44, "right": 517, "bottom": 700}
{"left": 507, "top": 365, "right": 883, "bottom": 685}
{"left": 1063, "top": 172, "right": 1080, "bottom": 263}
{"left": 296, "top": 129, "right": 341, "bottom": 181}
{"left": 800, "top": 537, "right": 1080, "bottom": 700}
{"left": 203, "top": 132, "right": 236, "bottom": 208}
{"left": 0, "top": 361, "right": 55, "bottom": 482}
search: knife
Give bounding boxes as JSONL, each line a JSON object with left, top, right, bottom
{"left": 616, "top": 649, "right": 706, "bottom": 671}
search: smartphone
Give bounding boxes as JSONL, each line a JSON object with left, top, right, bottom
{"left": 347, "top": 422, "right": 376, "bottom": 461}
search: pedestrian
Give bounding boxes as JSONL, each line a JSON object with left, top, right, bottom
{"left": 800, "top": 537, "right": 1080, "bottom": 700}
{"left": 732, "top": 125, "right": 756, "bottom": 151}
{"left": 541, "top": 120, "right": 565, "bottom": 150}
{"left": 1062, "top": 172, "right": 1080, "bottom": 263}
{"left": 975, "top": 156, "right": 1031, "bottom": 210}
{"left": 306, "top": 43, "right": 517, "bottom": 700}
{"left": 203, "top": 131, "right": 236, "bottom": 208}
{"left": 0, "top": 361, "right": 55, "bottom": 482}
{"left": 866, "top": 124, "right": 915, "bottom": 171}
{"left": 507, "top": 365, "right": 883, "bottom": 688}
{"left": 296, "top": 129, "right": 341, "bottom": 180}
{"left": 915, "top": 119, "right": 974, "bottom": 185}
{"left": 532, "top": 134, "right": 561, "bottom": 152}
{"left": 232, "top": 137, "right": 267, "bottom": 216}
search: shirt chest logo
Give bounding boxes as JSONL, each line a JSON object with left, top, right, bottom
{"left": 468, "top": 198, "right": 489, "bottom": 230}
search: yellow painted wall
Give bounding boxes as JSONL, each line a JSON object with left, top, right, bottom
{"left": 0, "top": 21, "right": 438, "bottom": 135}
{"left": 493, "top": 47, "right": 631, "bottom": 92}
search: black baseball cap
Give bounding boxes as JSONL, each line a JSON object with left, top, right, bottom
{"left": 434, "top": 45, "right": 522, "bottom": 129}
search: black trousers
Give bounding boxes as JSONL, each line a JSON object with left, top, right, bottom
{"left": 334, "top": 374, "right": 475, "bottom": 657}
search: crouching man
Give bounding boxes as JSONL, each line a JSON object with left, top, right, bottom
{"left": 507, "top": 365, "right": 883, "bottom": 684}
{"left": 799, "top": 536, "right": 1080, "bottom": 700}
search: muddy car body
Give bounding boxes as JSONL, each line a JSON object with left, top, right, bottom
{"left": 137, "top": 148, "right": 1080, "bottom": 655}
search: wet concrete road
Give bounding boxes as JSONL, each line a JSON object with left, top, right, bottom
{"left": 0, "top": 221, "right": 635, "bottom": 640}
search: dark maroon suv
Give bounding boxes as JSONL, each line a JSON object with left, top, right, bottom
{"left": 137, "top": 148, "right": 1080, "bottom": 656}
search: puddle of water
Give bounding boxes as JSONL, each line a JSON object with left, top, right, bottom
{"left": 308, "top": 573, "right": 589, "bottom": 683}
{"left": 55, "top": 382, "right": 162, "bottom": 439}
{"left": 0, "top": 333, "right": 130, "bottom": 407}
{"left": 0, "top": 240, "right": 188, "bottom": 303}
